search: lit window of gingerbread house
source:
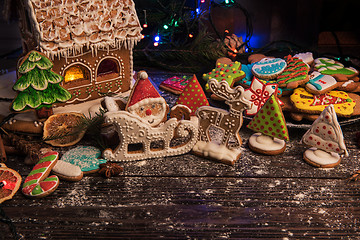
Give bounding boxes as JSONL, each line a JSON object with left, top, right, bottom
{"left": 16, "top": 0, "right": 142, "bottom": 105}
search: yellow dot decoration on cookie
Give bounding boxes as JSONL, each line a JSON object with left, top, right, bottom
{"left": 247, "top": 94, "right": 289, "bottom": 141}
{"left": 290, "top": 88, "right": 356, "bottom": 117}
{"left": 176, "top": 75, "right": 209, "bottom": 116}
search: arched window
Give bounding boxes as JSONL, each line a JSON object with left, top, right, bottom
{"left": 63, "top": 64, "right": 90, "bottom": 86}
{"left": 96, "top": 58, "right": 120, "bottom": 82}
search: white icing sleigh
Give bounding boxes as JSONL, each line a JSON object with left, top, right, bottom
{"left": 103, "top": 111, "right": 198, "bottom": 162}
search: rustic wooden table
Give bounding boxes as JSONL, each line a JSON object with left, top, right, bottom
{"left": 1, "top": 70, "right": 360, "bottom": 239}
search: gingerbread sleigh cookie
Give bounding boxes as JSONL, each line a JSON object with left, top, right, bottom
{"left": 103, "top": 111, "right": 198, "bottom": 162}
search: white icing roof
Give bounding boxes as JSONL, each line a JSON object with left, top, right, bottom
{"left": 26, "top": 0, "right": 142, "bottom": 58}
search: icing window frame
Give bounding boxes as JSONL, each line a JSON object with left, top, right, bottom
{"left": 62, "top": 63, "right": 91, "bottom": 89}
{"left": 96, "top": 57, "right": 121, "bottom": 83}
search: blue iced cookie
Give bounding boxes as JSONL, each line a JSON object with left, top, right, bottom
{"left": 60, "top": 146, "right": 107, "bottom": 174}
{"left": 251, "top": 58, "right": 287, "bottom": 79}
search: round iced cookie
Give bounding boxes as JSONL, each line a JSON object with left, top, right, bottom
{"left": 60, "top": 146, "right": 107, "bottom": 174}
{"left": 303, "top": 147, "right": 341, "bottom": 168}
{"left": 251, "top": 58, "right": 287, "bottom": 79}
{"left": 248, "top": 132, "right": 286, "bottom": 155}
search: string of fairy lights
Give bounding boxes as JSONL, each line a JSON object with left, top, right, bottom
{"left": 137, "top": 0, "right": 252, "bottom": 53}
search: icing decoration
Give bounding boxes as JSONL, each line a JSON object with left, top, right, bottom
{"left": 314, "top": 58, "right": 358, "bottom": 76}
{"left": 22, "top": 151, "right": 60, "bottom": 198}
{"left": 276, "top": 55, "right": 309, "bottom": 87}
{"left": 52, "top": 160, "right": 83, "bottom": 180}
{"left": 303, "top": 147, "right": 340, "bottom": 167}
{"left": 251, "top": 58, "right": 287, "bottom": 79}
{"left": 159, "top": 75, "right": 190, "bottom": 94}
{"left": 25, "top": 0, "right": 142, "bottom": 59}
{"left": 60, "top": 146, "right": 107, "bottom": 173}
{"left": 192, "top": 141, "right": 241, "bottom": 166}
{"left": 126, "top": 71, "right": 168, "bottom": 127}
{"left": 248, "top": 132, "right": 286, "bottom": 151}
{"left": 240, "top": 63, "right": 255, "bottom": 82}
{"left": 196, "top": 79, "right": 252, "bottom": 149}
{"left": 302, "top": 104, "right": 348, "bottom": 156}
{"left": 243, "top": 77, "right": 279, "bottom": 116}
{"left": 247, "top": 94, "right": 289, "bottom": 141}
{"left": 0, "top": 164, "right": 22, "bottom": 204}
{"left": 290, "top": 88, "right": 355, "bottom": 116}
{"left": 175, "top": 75, "right": 209, "bottom": 116}
{"left": 306, "top": 71, "right": 338, "bottom": 92}
{"left": 12, "top": 50, "right": 71, "bottom": 111}
{"left": 202, "top": 61, "right": 245, "bottom": 90}
{"left": 103, "top": 111, "right": 198, "bottom": 162}
{"left": 239, "top": 77, "right": 284, "bottom": 96}
{"left": 293, "top": 52, "right": 314, "bottom": 65}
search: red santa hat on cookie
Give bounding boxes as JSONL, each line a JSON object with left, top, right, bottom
{"left": 126, "top": 71, "right": 165, "bottom": 112}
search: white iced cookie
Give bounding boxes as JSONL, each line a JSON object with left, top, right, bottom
{"left": 303, "top": 147, "right": 340, "bottom": 168}
{"left": 294, "top": 52, "right": 314, "bottom": 66}
{"left": 248, "top": 133, "right": 286, "bottom": 155}
{"left": 52, "top": 160, "right": 83, "bottom": 182}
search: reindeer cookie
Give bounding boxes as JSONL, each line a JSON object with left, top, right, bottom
{"left": 193, "top": 79, "right": 252, "bottom": 165}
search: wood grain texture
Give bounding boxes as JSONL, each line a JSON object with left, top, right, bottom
{"left": 1, "top": 70, "right": 360, "bottom": 239}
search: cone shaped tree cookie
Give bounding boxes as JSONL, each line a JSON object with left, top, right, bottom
{"left": 175, "top": 74, "right": 209, "bottom": 116}
{"left": 247, "top": 93, "right": 289, "bottom": 155}
{"left": 301, "top": 104, "right": 348, "bottom": 168}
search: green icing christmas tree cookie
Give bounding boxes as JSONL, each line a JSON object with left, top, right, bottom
{"left": 11, "top": 50, "right": 71, "bottom": 116}
{"left": 247, "top": 94, "right": 289, "bottom": 141}
{"left": 202, "top": 61, "right": 245, "bottom": 91}
{"left": 175, "top": 74, "right": 209, "bottom": 116}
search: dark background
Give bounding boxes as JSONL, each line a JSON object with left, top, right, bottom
{"left": 1, "top": 0, "right": 359, "bottom": 71}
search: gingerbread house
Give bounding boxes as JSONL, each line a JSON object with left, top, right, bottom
{"left": 14, "top": 0, "right": 142, "bottom": 105}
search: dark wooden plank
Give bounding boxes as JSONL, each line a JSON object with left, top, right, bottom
{"left": 1, "top": 176, "right": 360, "bottom": 239}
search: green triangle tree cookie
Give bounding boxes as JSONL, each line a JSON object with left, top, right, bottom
{"left": 175, "top": 74, "right": 209, "bottom": 116}
{"left": 12, "top": 50, "right": 72, "bottom": 118}
{"left": 247, "top": 94, "right": 289, "bottom": 141}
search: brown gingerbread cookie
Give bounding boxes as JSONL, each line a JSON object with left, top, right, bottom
{"left": 170, "top": 104, "right": 191, "bottom": 120}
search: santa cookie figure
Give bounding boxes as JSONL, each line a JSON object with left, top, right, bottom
{"left": 125, "top": 71, "right": 169, "bottom": 127}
